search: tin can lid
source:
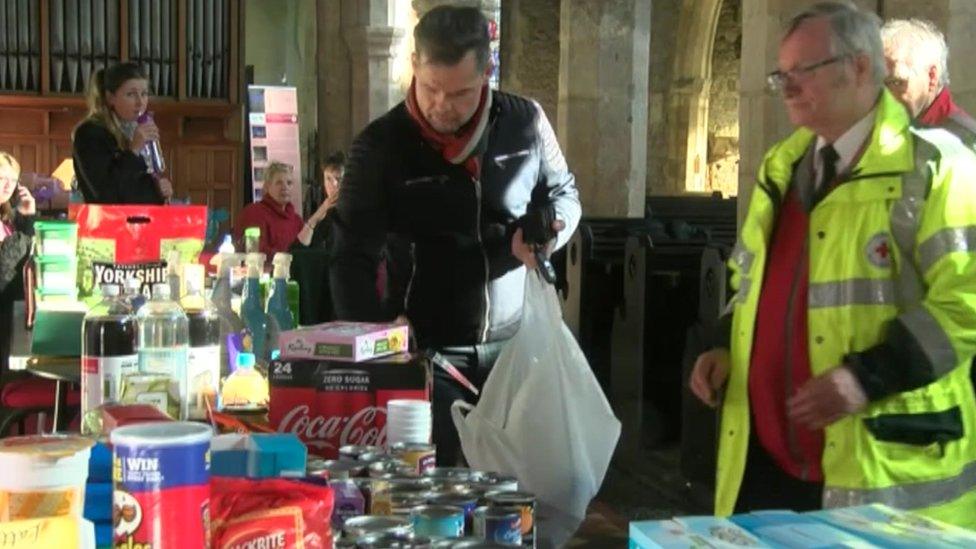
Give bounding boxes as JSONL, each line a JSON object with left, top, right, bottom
{"left": 485, "top": 490, "right": 535, "bottom": 505}
{"left": 110, "top": 421, "right": 213, "bottom": 448}
{"left": 409, "top": 504, "right": 464, "bottom": 519}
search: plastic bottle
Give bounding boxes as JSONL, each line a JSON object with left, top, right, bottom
{"left": 81, "top": 284, "right": 138, "bottom": 434}
{"left": 241, "top": 253, "right": 269, "bottom": 361}
{"left": 181, "top": 276, "right": 222, "bottom": 420}
{"left": 218, "top": 234, "right": 235, "bottom": 255}
{"left": 123, "top": 277, "right": 147, "bottom": 312}
{"left": 137, "top": 283, "right": 190, "bottom": 419}
{"left": 166, "top": 249, "right": 182, "bottom": 301}
{"left": 220, "top": 352, "right": 269, "bottom": 409}
{"left": 266, "top": 253, "right": 295, "bottom": 355}
{"left": 244, "top": 227, "right": 261, "bottom": 254}
{"left": 210, "top": 252, "right": 245, "bottom": 375}
{"left": 136, "top": 111, "right": 166, "bottom": 174}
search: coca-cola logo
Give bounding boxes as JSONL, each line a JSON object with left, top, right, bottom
{"left": 277, "top": 405, "right": 387, "bottom": 449}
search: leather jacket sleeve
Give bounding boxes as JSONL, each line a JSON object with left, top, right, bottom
{"left": 530, "top": 101, "right": 581, "bottom": 250}
{"left": 329, "top": 125, "right": 389, "bottom": 322}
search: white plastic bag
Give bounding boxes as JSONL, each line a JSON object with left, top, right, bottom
{"left": 452, "top": 272, "right": 621, "bottom": 547}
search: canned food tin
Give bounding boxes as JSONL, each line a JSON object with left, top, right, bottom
{"left": 343, "top": 514, "right": 413, "bottom": 538}
{"left": 357, "top": 532, "right": 433, "bottom": 548}
{"left": 390, "top": 489, "right": 432, "bottom": 516}
{"left": 478, "top": 473, "right": 519, "bottom": 492}
{"left": 341, "top": 445, "right": 384, "bottom": 461}
{"left": 422, "top": 467, "right": 481, "bottom": 482}
{"left": 486, "top": 491, "right": 535, "bottom": 545}
{"left": 390, "top": 442, "right": 437, "bottom": 475}
{"left": 428, "top": 492, "right": 479, "bottom": 535}
{"left": 358, "top": 451, "right": 394, "bottom": 467}
{"left": 369, "top": 457, "right": 417, "bottom": 478}
{"left": 410, "top": 505, "right": 465, "bottom": 539}
{"left": 306, "top": 458, "right": 331, "bottom": 478}
{"left": 372, "top": 477, "right": 435, "bottom": 515}
{"left": 449, "top": 540, "right": 511, "bottom": 548}
{"left": 320, "top": 459, "right": 367, "bottom": 480}
{"left": 480, "top": 506, "right": 521, "bottom": 546}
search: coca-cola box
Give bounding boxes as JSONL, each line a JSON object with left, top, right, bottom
{"left": 269, "top": 353, "right": 432, "bottom": 458}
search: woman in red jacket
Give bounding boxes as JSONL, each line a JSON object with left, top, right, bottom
{"left": 235, "top": 161, "right": 324, "bottom": 255}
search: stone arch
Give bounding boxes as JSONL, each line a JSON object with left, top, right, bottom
{"left": 663, "top": 0, "right": 724, "bottom": 194}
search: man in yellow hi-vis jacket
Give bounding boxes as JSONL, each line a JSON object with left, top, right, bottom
{"left": 690, "top": 1, "right": 976, "bottom": 529}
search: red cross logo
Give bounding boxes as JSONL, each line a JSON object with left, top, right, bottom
{"left": 866, "top": 233, "right": 893, "bottom": 268}
{"left": 874, "top": 241, "right": 889, "bottom": 260}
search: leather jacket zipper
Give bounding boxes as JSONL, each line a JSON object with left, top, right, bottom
{"left": 473, "top": 176, "right": 491, "bottom": 343}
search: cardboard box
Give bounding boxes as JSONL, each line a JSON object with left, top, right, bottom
{"left": 806, "top": 504, "right": 976, "bottom": 548}
{"left": 277, "top": 321, "right": 409, "bottom": 362}
{"left": 629, "top": 516, "right": 769, "bottom": 549}
{"left": 269, "top": 353, "right": 431, "bottom": 459}
{"left": 731, "top": 510, "right": 875, "bottom": 548}
{"left": 211, "top": 433, "right": 307, "bottom": 478}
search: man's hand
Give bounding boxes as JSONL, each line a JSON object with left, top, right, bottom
{"left": 788, "top": 366, "right": 868, "bottom": 430}
{"left": 156, "top": 177, "right": 174, "bottom": 201}
{"left": 14, "top": 185, "right": 35, "bottom": 216}
{"left": 512, "top": 219, "right": 565, "bottom": 268}
{"left": 689, "top": 348, "right": 731, "bottom": 408}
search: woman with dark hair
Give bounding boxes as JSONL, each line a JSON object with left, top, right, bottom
{"left": 302, "top": 151, "right": 345, "bottom": 248}
{"left": 0, "top": 151, "right": 35, "bottom": 376}
{"left": 72, "top": 62, "right": 173, "bottom": 204}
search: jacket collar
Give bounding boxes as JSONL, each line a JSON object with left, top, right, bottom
{"left": 762, "top": 88, "right": 914, "bottom": 197}
{"left": 259, "top": 193, "right": 295, "bottom": 219}
{"left": 918, "top": 87, "right": 958, "bottom": 127}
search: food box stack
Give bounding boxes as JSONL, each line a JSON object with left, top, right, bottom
{"left": 31, "top": 220, "right": 87, "bottom": 356}
{"left": 33, "top": 220, "right": 79, "bottom": 303}
{"left": 270, "top": 322, "right": 432, "bottom": 459}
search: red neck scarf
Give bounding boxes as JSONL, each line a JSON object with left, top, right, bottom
{"left": 918, "top": 87, "right": 962, "bottom": 127}
{"left": 405, "top": 78, "right": 492, "bottom": 178}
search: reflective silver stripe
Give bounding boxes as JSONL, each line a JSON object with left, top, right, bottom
{"left": 823, "top": 459, "right": 976, "bottom": 510}
{"left": 918, "top": 225, "right": 976, "bottom": 274}
{"left": 808, "top": 279, "right": 896, "bottom": 308}
{"left": 899, "top": 307, "right": 958, "bottom": 375}
{"left": 731, "top": 240, "right": 754, "bottom": 272}
{"left": 890, "top": 136, "right": 936, "bottom": 307}
{"left": 722, "top": 277, "right": 752, "bottom": 316}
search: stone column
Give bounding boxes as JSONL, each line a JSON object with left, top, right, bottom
{"left": 317, "top": 0, "right": 352, "bottom": 158}
{"left": 737, "top": 0, "right": 795, "bottom": 222}
{"left": 556, "top": 0, "right": 650, "bottom": 468}
{"left": 345, "top": 24, "right": 405, "bottom": 133}
{"left": 556, "top": 0, "right": 651, "bottom": 218}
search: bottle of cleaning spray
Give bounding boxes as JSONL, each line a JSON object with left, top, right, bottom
{"left": 209, "top": 249, "right": 244, "bottom": 378}
{"left": 241, "top": 253, "right": 269, "bottom": 362}
{"left": 266, "top": 253, "right": 295, "bottom": 356}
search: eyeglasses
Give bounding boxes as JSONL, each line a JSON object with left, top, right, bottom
{"left": 767, "top": 55, "right": 850, "bottom": 91}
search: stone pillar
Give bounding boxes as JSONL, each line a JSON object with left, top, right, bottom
{"left": 499, "top": 0, "right": 560, "bottom": 121}
{"left": 345, "top": 25, "right": 405, "bottom": 133}
{"left": 556, "top": 0, "right": 651, "bottom": 218}
{"left": 737, "top": 0, "right": 795, "bottom": 222}
{"left": 317, "top": 0, "right": 352, "bottom": 159}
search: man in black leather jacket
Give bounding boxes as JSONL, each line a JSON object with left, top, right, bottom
{"left": 330, "top": 6, "right": 581, "bottom": 465}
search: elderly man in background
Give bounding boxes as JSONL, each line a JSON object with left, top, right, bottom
{"left": 882, "top": 18, "right": 976, "bottom": 146}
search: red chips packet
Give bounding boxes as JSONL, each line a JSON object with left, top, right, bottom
{"left": 211, "top": 477, "right": 334, "bottom": 549}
